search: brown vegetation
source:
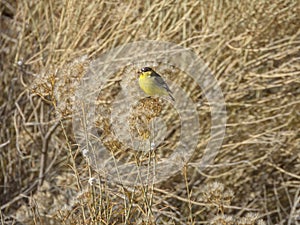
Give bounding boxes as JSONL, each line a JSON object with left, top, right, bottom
{"left": 1, "top": 0, "right": 300, "bottom": 224}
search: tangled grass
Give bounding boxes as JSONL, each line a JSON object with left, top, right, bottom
{"left": 1, "top": 0, "right": 300, "bottom": 224}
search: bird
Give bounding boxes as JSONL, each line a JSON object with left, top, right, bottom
{"left": 137, "top": 67, "right": 175, "bottom": 101}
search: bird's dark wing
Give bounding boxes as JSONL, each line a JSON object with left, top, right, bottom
{"left": 151, "top": 72, "right": 173, "bottom": 93}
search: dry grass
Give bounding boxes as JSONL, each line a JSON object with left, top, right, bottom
{"left": 1, "top": 0, "right": 300, "bottom": 224}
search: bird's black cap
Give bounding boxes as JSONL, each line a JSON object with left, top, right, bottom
{"left": 140, "top": 67, "right": 153, "bottom": 72}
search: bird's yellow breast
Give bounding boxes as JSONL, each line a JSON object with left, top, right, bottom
{"left": 138, "top": 72, "right": 168, "bottom": 96}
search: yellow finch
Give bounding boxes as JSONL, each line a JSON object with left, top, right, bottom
{"left": 138, "top": 67, "right": 175, "bottom": 101}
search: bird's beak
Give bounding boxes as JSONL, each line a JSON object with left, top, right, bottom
{"left": 137, "top": 69, "right": 142, "bottom": 76}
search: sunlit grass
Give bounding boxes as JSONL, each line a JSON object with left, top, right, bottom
{"left": 1, "top": 0, "right": 300, "bottom": 224}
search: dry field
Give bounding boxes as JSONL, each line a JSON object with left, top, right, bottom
{"left": 1, "top": 0, "right": 300, "bottom": 224}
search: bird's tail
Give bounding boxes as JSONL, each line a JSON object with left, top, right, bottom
{"left": 169, "top": 93, "right": 175, "bottom": 101}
